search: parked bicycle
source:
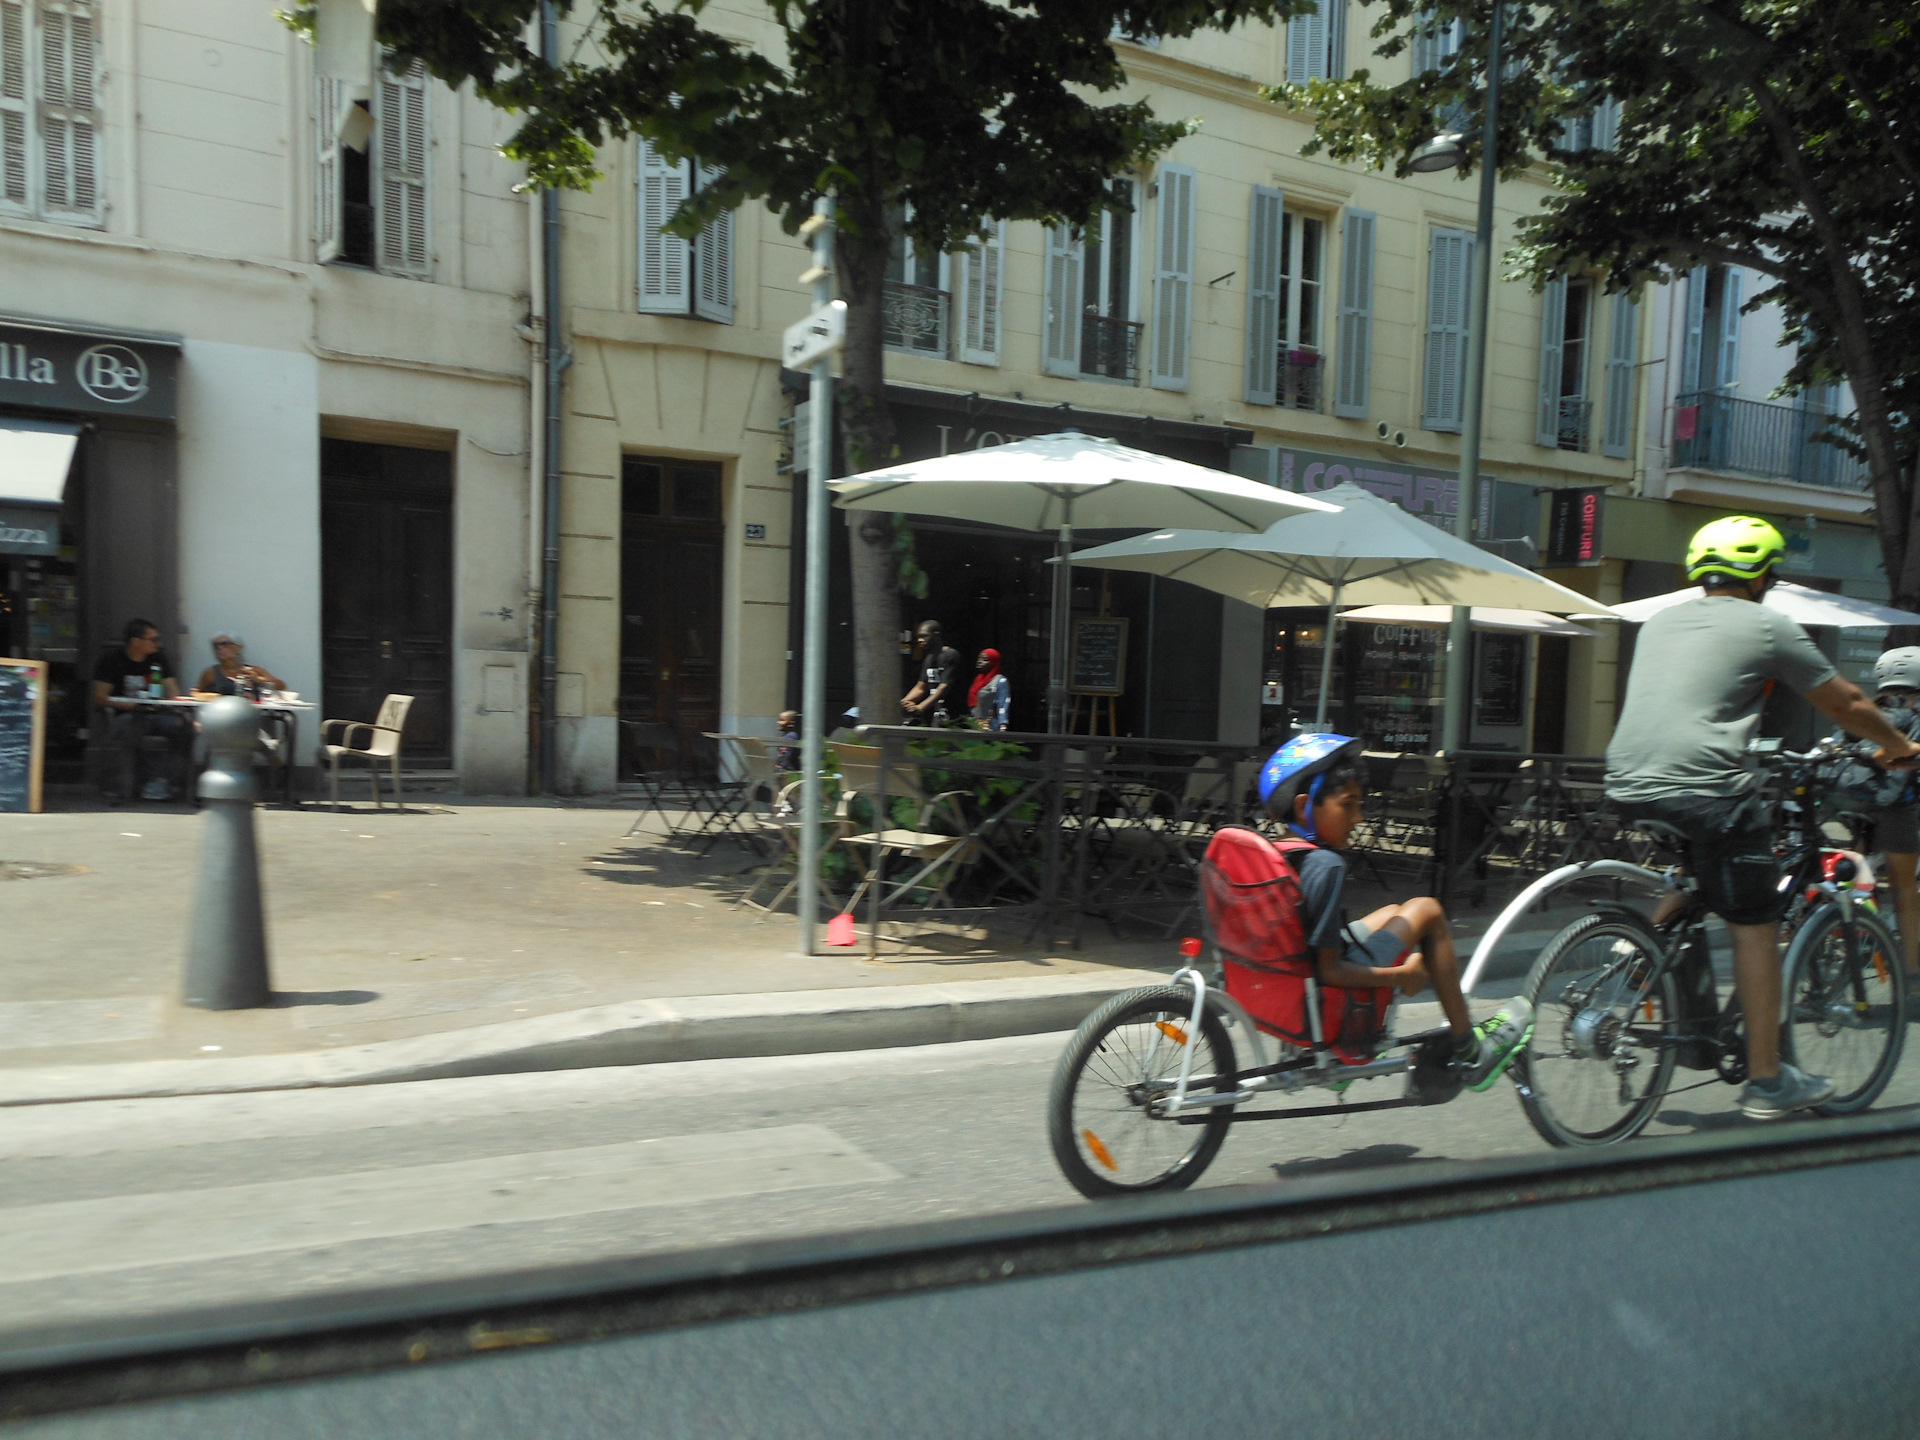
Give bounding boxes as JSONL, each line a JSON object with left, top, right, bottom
{"left": 1495, "top": 740, "right": 1906, "bottom": 1147}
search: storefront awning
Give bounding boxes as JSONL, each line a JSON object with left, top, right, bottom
{"left": 0, "top": 418, "right": 77, "bottom": 555}
{"left": 0, "top": 418, "right": 79, "bottom": 506}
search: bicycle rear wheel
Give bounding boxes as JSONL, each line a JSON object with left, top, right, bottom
{"left": 1781, "top": 906, "right": 1905, "bottom": 1115}
{"left": 1047, "top": 986, "right": 1237, "bottom": 1200}
{"left": 1517, "top": 911, "right": 1680, "bottom": 1147}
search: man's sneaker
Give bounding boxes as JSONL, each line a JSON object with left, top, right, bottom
{"left": 1457, "top": 998, "right": 1533, "bottom": 1093}
{"left": 1740, "top": 1063, "right": 1834, "bottom": 1120}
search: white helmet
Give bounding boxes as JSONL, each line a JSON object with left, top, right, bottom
{"left": 1872, "top": 646, "right": 1920, "bottom": 696}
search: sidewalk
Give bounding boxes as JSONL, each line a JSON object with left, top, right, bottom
{"left": 0, "top": 796, "right": 1567, "bottom": 1104}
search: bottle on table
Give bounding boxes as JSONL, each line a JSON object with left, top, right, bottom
{"left": 147, "top": 661, "right": 162, "bottom": 699}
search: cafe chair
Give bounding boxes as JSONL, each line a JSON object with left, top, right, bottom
{"left": 317, "top": 694, "right": 414, "bottom": 812}
{"left": 830, "top": 742, "right": 975, "bottom": 948}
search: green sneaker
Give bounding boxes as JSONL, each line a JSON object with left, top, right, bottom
{"left": 1457, "top": 998, "right": 1534, "bottom": 1092}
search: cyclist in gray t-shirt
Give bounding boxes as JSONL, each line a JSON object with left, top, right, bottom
{"left": 1606, "top": 516, "right": 1918, "bottom": 1119}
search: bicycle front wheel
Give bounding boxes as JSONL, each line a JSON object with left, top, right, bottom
{"left": 1782, "top": 906, "right": 1906, "bottom": 1115}
{"left": 1047, "top": 986, "right": 1237, "bottom": 1200}
{"left": 1517, "top": 911, "right": 1680, "bottom": 1148}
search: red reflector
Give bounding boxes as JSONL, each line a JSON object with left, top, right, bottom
{"left": 1179, "top": 937, "right": 1203, "bottom": 957}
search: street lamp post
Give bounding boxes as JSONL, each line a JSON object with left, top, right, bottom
{"left": 797, "top": 199, "right": 835, "bottom": 955}
{"left": 1410, "top": 2, "right": 1505, "bottom": 756}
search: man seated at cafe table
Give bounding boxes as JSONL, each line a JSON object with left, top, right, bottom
{"left": 194, "top": 632, "right": 285, "bottom": 697}
{"left": 91, "top": 617, "right": 189, "bottom": 803}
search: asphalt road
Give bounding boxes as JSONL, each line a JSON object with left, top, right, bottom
{"left": 2, "top": 1021, "right": 1915, "bottom": 1337}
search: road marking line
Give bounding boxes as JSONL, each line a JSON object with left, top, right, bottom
{"left": 0, "top": 1125, "right": 899, "bottom": 1285}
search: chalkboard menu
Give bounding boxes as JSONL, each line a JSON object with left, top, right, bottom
{"left": 1070, "top": 617, "right": 1129, "bottom": 696}
{"left": 1474, "top": 633, "right": 1527, "bottom": 729}
{"left": 0, "top": 658, "right": 47, "bottom": 813}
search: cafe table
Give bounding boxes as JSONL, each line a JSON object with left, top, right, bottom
{"left": 113, "top": 694, "right": 317, "bottom": 805}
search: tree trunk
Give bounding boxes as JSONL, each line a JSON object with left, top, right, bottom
{"left": 836, "top": 220, "right": 903, "bottom": 733}
{"left": 1750, "top": 79, "right": 1918, "bottom": 613}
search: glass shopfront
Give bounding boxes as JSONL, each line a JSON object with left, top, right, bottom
{"left": 1264, "top": 610, "right": 1540, "bottom": 754}
{"left": 0, "top": 317, "right": 181, "bottom": 786}
{"left": 1265, "top": 611, "right": 1446, "bottom": 752}
{"left": 786, "top": 382, "right": 1252, "bottom": 740}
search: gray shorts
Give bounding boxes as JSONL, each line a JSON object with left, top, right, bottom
{"left": 1343, "top": 920, "right": 1411, "bottom": 969}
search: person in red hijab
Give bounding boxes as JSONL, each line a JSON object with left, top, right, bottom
{"left": 969, "top": 648, "right": 1010, "bottom": 732}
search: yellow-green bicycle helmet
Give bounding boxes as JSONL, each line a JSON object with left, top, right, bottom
{"left": 1685, "top": 515, "right": 1786, "bottom": 585}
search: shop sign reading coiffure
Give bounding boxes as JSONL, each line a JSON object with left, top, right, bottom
{"left": 0, "top": 318, "right": 179, "bottom": 421}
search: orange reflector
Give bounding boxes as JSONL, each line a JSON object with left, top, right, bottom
{"left": 1083, "top": 1129, "right": 1117, "bottom": 1172}
{"left": 1155, "top": 1021, "right": 1188, "bottom": 1045}
{"left": 1874, "top": 952, "right": 1889, "bottom": 983}
{"left": 1641, "top": 999, "right": 1654, "bottom": 1020}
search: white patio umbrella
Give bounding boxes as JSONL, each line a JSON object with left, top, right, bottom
{"left": 1338, "top": 604, "right": 1608, "bottom": 638}
{"left": 1612, "top": 580, "right": 1920, "bottom": 629}
{"left": 828, "top": 431, "right": 1339, "bottom": 731}
{"left": 1065, "top": 482, "right": 1615, "bottom": 727}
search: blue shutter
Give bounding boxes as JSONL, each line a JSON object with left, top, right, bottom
{"left": 1534, "top": 276, "right": 1567, "bottom": 447}
{"left": 1602, "top": 290, "right": 1638, "bottom": 458}
{"left": 1333, "top": 208, "right": 1374, "bottom": 417}
{"left": 1422, "top": 228, "right": 1472, "bottom": 431}
{"left": 1243, "top": 186, "right": 1284, "bottom": 405}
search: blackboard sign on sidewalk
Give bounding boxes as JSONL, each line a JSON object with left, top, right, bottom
{"left": 0, "top": 658, "right": 47, "bottom": 813}
{"left": 1070, "top": 617, "right": 1129, "bottom": 696}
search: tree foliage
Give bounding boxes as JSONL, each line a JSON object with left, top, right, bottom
{"left": 373, "top": 0, "right": 1305, "bottom": 725}
{"left": 1275, "top": 0, "right": 1920, "bottom": 603}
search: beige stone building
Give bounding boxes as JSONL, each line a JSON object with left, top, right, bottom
{"left": 2, "top": 2, "right": 1874, "bottom": 799}
{"left": 0, "top": 0, "right": 539, "bottom": 794}
{"left": 547, "top": 2, "right": 1661, "bottom": 789}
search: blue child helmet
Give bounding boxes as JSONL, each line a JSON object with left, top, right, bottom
{"left": 1258, "top": 732, "right": 1366, "bottom": 839}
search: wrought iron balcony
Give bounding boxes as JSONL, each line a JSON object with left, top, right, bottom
{"left": 1278, "top": 349, "right": 1323, "bottom": 412}
{"left": 1672, "top": 390, "right": 1870, "bottom": 492}
{"left": 882, "top": 280, "right": 949, "bottom": 357}
{"left": 1080, "top": 311, "right": 1144, "bottom": 382}
{"left": 1548, "top": 397, "right": 1592, "bottom": 453}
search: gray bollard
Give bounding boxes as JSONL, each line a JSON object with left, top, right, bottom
{"left": 184, "top": 696, "right": 273, "bottom": 1009}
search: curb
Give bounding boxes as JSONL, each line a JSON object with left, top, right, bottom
{"left": 0, "top": 969, "right": 1172, "bottom": 1108}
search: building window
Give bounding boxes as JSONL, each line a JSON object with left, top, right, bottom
{"left": 1411, "top": 8, "right": 1462, "bottom": 74}
{"left": 1535, "top": 276, "right": 1592, "bottom": 451}
{"left": 1045, "top": 178, "right": 1143, "bottom": 382}
{"left": 1286, "top": 0, "right": 1348, "bottom": 83}
{"left": 884, "top": 205, "right": 949, "bottom": 356}
{"left": 636, "top": 138, "right": 732, "bottom": 322}
{"left": 1248, "top": 195, "right": 1327, "bottom": 411}
{"left": 1681, "top": 264, "right": 1741, "bottom": 395}
{"left": 1275, "top": 211, "right": 1325, "bottom": 410}
{"left": 956, "top": 221, "right": 1004, "bottom": 367}
{"left": 315, "top": 58, "right": 431, "bottom": 277}
{"left": 1422, "top": 227, "right": 1473, "bottom": 432}
{"left": 0, "top": 0, "right": 101, "bottom": 226}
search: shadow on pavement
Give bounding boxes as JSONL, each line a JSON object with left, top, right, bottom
{"left": 274, "top": 990, "right": 382, "bottom": 1009}
{"left": 1271, "top": 1142, "right": 1442, "bottom": 1179}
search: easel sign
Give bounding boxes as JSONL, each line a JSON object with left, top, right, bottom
{"left": 1069, "top": 616, "right": 1128, "bottom": 736}
{"left": 0, "top": 657, "right": 48, "bottom": 814}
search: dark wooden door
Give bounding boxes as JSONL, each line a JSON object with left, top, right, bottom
{"left": 320, "top": 440, "right": 453, "bottom": 766}
{"left": 620, "top": 457, "right": 723, "bottom": 775}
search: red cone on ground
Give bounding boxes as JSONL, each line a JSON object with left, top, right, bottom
{"left": 825, "top": 912, "right": 857, "bottom": 947}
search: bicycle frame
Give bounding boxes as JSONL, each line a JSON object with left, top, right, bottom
{"left": 1148, "top": 963, "right": 1443, "bottom": 1119}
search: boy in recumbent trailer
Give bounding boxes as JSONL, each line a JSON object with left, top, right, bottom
{"left": 1259, "top": 734, "right": 1532, "bottom": 1092}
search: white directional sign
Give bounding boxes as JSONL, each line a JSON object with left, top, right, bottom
{"left": 782, "top": 300, "right": 847, "bottom": 369}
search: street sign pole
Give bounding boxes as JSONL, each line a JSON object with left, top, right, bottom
{"left": 797, "top": 198, "right": 836, "bottom": 956}
{"left": 1441, "top": 1, "right": 1503, "bottom": 756}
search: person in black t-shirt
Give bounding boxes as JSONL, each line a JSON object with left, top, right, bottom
{"left": 90, "top": 617, "right": 188, "bottom": 802}
{"left": 900, "top": 619, "right": 961, "bottom": 726}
